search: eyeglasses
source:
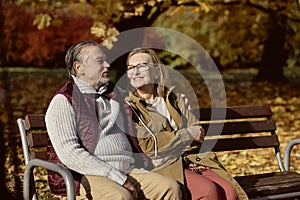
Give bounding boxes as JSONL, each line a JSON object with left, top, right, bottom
{"left": 127, "top": 63, "right": 154, "bottom": 74}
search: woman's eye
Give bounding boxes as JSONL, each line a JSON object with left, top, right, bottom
{"left": 139, "top": 63, "right": 147, "bottom": 68}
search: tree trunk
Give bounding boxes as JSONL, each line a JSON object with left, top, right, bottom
{"left": 255, "top": 14, "right": 287, "bottom": 82}
{"left": 109, "top": 17, "right": 147, "bottom": 82}
{"left": 0, "top": 72, "right": 12, "bottom": 198}
{"left": 0, "top": 1, "right": 10, "bottom": 197}
{"left": 0, "top": 0, "right": 6, "bottom": 66}
{"left": 111, "top": 5, "right": 165, "bottom": 82}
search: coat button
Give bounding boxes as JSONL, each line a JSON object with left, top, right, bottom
{"left": 196, "top": 157, "right": 201, "bottom": 161}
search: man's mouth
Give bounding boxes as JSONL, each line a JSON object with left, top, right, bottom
{"left": 102, "top": 72, "right": 109, "bottom": 77}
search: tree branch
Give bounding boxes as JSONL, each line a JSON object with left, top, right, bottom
{"left": 171, "top": 0, "right": 300, "bottom": 23}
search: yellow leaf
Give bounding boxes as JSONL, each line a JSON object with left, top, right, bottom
{"left": 106, "top": 27, "right": 119, "bottom": 37}
{"left": 90, "top": 22, "right": 106, "bottom": 38}
{"left": 274, "top": 97, "right": 286, "bottom": 105}
{"left": 169, "top": 6, "right": 184, "bottom": 16}
{"left": 198, "top": 2, "right": 210, "bottom": 13}
{"left": 135, "top": 5, "right": 145, "bottom": 16}
{"left": 147, "top": 0, "right": 156, "bottom": 6}
{"left": 178, "top": 0, "right": 190, "bottom": 5}
{"left": 33, "top": 13, "right": 51, "bottom": 30}
{"left": 102, "top": 39, "right": 114, "bottom": 50}
{"left": 0, "top": 112, "right": 8, "bottom": 123}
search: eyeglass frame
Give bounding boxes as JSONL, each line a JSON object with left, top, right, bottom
{"left": 126, "top": 63, "right": 156, "bottom": 74}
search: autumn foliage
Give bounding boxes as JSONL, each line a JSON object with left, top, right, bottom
{"left": 3, "top": 3, "right": 95, "bottom": 68}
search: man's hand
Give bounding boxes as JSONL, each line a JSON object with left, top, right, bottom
{"left": 123, "top": 179, "right": 138, "bottom": 200}
{"left": 187, "top": 125, "right": 206, "bottom": 143}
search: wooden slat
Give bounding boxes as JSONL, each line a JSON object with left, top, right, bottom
{"left": 194, "top": 105, "right": 273, "bottom": 121}
{"left": 27, "top": 132, "right": 49, "bottom": 148}
{"left": 202, "top": 119, "right": 277, "bottom": 136}
{"left": 235, "top": 172, "right": 300, "bottom": 198}
{"left": 203, "top": 135, "right": 280, "bottom": 152}
{"left": 24, "top": 114, "right": 46, "bottom": 130}
{"left": 224, "top": 105, "right": 273, "bottom": 119}
{"left": 30, "top": 151, "right": 47, "bottom": 160}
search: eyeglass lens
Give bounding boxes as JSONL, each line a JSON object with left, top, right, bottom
{"left": 127, "top": 63, "right": 150, "bottom": 73}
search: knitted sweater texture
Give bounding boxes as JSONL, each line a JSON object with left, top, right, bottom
{"left": 45, "top": 77, "right": 134, "bottom": 186}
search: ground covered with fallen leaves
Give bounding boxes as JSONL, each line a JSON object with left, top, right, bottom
{"left": 2, "top": 67, "right": 300, "bottom": 199}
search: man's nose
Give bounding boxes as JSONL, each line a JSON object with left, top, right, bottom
{"left": 104, "top": 61, "right": 110, "bottom": 68}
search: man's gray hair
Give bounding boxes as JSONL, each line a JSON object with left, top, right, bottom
{"left": 65, "top": 40, "right": 100, "bottom": 77}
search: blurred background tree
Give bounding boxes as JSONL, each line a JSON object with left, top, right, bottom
{"left": 154, "top": 0, "right": 300, "bottom": 82}
{"left": 0, "top": 0, "right": 299, "bottom": 78}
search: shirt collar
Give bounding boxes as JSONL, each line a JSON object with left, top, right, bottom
{"left": 71, "top": 75, "right": 108, "bottom": 95}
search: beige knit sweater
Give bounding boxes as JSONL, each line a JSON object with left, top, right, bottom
{"left": 45, "top": 76, "right": 134, "bottom": 185}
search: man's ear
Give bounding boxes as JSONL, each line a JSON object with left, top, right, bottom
{"left": 73, "top": 61, "right": 82, "bottom": 74}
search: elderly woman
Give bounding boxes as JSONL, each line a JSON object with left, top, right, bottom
{"left": 125, "top": 48, "right": 248, "bottom": 200}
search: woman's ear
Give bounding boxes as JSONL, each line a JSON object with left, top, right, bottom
{"left": 154, "top": 66, "right": 160, "bottom": 80}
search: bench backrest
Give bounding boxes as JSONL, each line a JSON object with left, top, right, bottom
{"left": 18, "top": 105, "right": 285, "bottom": 171}
{"left": 17, "top": 114, "right": 48, "bottom": 165}
{"left": 193, "top": 105, "right": 285, "bottom": 171}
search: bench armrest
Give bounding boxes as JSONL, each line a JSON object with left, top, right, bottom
{"left": 23, "top": 159, "right": 75, "bottom": 200}
{"left": 284, "top": 138, "right": 300, "bottom": 171}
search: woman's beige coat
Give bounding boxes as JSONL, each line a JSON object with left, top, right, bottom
{"left": 126, "top": 88, "right": 248, "bottom": 200}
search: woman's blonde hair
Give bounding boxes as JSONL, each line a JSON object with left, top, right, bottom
{"left": 126, "top": 48, "right": 171, "bottom": 97}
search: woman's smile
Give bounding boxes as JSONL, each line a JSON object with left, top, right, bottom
{"left": 133, "top": 76, "right": 144, "bottom": 80}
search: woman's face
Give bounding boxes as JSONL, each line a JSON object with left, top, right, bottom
{"left": 127, "top": 53, "right": 158, "bottom": 89}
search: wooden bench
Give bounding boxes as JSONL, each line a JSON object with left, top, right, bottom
{"left": 193, "top": 105, "right": 300, "bottom": 200}
{"left": 17, "top": 114, "right": 75, "bottom": 200}
{"left": 18, "top": 105, "right": 300, "bottom": 200}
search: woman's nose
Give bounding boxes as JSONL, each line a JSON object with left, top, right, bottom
{"left": 132, "top": 67, "right": 141, "bottom": 74}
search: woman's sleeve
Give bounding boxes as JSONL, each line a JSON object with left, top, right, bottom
{"left": 135, "top": 93, "right": 199, "bottom": 159}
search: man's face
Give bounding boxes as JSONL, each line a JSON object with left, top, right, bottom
{"left": 75, "top": 45, "right": 110, "bottom": 90}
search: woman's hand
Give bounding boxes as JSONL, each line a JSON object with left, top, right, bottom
{"left": 187, "top": 125, "right": 206, "bottom": 143}
{"left": 123, "top": 179, "right": 138, "bottom": 200}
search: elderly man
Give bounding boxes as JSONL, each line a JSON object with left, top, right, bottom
{"left": 45, "top": 40, "right": 182, "bottom": 200}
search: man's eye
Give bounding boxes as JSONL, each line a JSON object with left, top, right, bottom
{"left": 97, "top": 59, "right": 105, "bottom": 64}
